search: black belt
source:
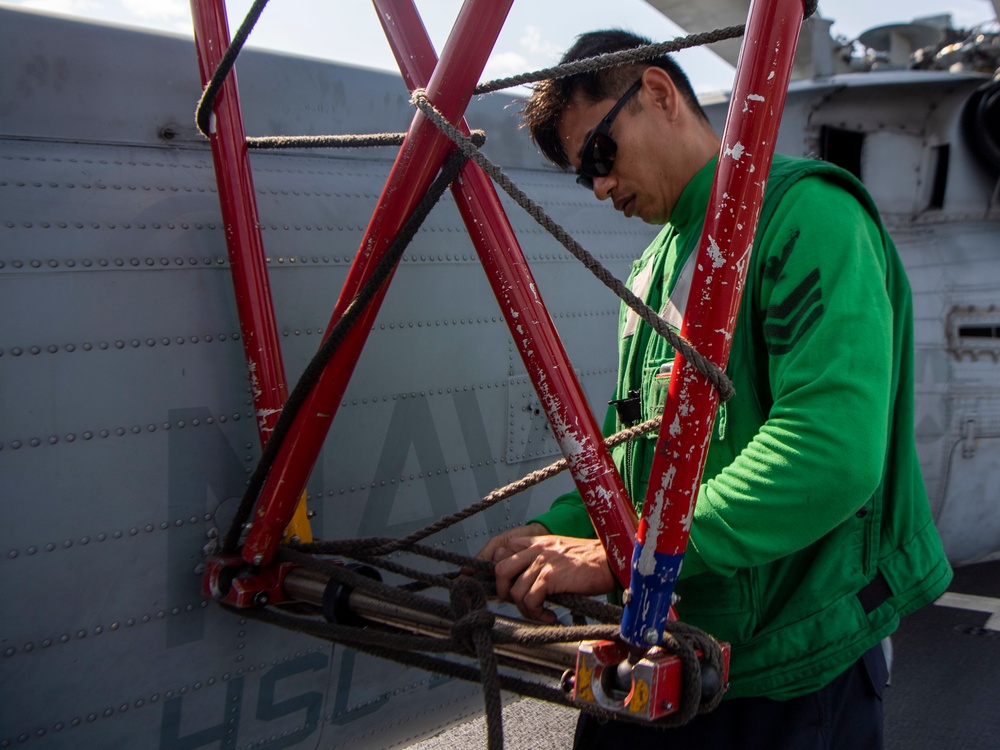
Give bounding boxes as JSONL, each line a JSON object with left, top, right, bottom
{"left": 857, "top": 573, "right": 892, "bottom": 614}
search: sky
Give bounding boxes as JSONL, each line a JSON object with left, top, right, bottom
{"left": 2, "top": 0, "right": 997, "bottom": 93}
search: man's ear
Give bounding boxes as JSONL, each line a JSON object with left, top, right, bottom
{"left": 640, "top": 66, "right": 680, "bottom": 118}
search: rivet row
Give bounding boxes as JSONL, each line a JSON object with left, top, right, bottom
{"left": 551, "top": 309, "right": 617, "bottom": 319}
{"left": 0, "top": 179, "right": 214, "bottom": 193}
{"left": 0, "top": 249, "right": 630, "bottom": 271}
{"left": 1, "top": 601, "right": 210, "bottom": 658}
{"left": 5, "top": 516, "right": 214, "bottom": 561}
{"left": 1, "top": 221, "right": 217, "bottom": 231}
{"left": 377, "top": 316, "right": 501, "bottom": 331}
{"left": 256, "top": 187, "right": 378, "bottom": 199}
{"left": 0, "top": 154, "right": 213, "bottom": 169}
{"left": 0, "top": 253, "right": 466, "bottom": 269}
{"left": 0, "top": 255, "right": 229, "bottom": 270}
{"left": 0, "top": 412, "right": 251, "bottom": 454}
{"left": 0, "top": 333, "right": 240, "bottom": 358}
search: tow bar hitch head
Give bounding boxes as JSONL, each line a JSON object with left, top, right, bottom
{"left": 572, "top": 639, "right": 730, "bottom": 721}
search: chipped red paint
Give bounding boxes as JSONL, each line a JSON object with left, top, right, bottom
{"left": 374, "top": 0, "right": 637, "bottom": 585}
{"left": 624, "top": 0, "right": 807, "bottom": 646}
{"left": 235, "top": 0, "right": 636, "bottom": 575}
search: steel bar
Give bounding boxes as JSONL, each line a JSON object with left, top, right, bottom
{"left": 374, "top": 0, "right": 638, "bottom": 585}
{"left": 283, "top": 569, "right": 578, "bottom": 673}
{"left": 620, "top": 0, "right": 808, "bottom": 647}
{"left": 242, "top": 0, "right": 514, "bottom": 565}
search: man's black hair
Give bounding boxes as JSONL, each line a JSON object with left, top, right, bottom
{"left": 524, "top": 29, "right": 708, "bottom": 168}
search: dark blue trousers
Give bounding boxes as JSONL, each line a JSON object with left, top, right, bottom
{"left": 574, "top": 644, "right": 888, "bottom": 750}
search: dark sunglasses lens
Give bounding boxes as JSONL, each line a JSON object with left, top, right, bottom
{"left": 577, "top": 132, "right": 616, "bottom": 189}
{"left": 589, "top": 133, "right": 617, "bottom": 175}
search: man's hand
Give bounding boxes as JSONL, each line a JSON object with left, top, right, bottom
{"left": 486, "top": 534, "right": 616, "bottom": 624}
{"left": 475, "top": 523, "right": 549, "bottom": 565}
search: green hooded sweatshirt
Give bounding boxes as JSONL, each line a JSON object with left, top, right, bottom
{"left": 531, "top": 155, "right": 952, "bottom": 700}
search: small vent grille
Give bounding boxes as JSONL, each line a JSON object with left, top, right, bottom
{"left": 958, "top": 325, "right": 999, "bottom": 339}
{"left": 948, "top": 306, "right": 1000, "bottom": 362}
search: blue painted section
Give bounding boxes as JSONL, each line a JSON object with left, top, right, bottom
{"left": 620, "top": 544, "right": 685, "bottom": 647}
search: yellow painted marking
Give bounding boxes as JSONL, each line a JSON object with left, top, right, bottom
{"left": 628, "top": 678, "right": 650, "bottom": 715}
{"left": 576, "top": 659, "right": 595, "bottom": 702}
{"left": 282, "top": 490, "right": 314, "bottom": 543}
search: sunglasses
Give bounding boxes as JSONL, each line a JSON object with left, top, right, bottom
{"left": 575, "top": 80, "right": 643, "bottom": 189}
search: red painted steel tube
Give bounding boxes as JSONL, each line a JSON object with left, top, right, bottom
{"left": 374, "top": 0, "right": 638, "bottom": 586}
{"left": 189, "top": 1, "right": 289, "bottom": 442}
{"left": 621, "top": 0, "right": 807, "bottom": 647}
{"left": 242, "top": 0, "right": 515, "bottom": 565}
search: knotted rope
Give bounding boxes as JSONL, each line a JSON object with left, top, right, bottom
{"left": 246, "top": 542, "right": 727, "bottom": 750}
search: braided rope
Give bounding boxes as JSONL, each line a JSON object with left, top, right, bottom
{"left": 246, "top": 133, "right": 405, "bottom": 150}
{"left": 475, "top": 25, "right": 746, "bottom": 94}
{"left": 411, "top": 89, "right": 734, "bottom": 401}
{"left": 223, "top": 141, "right": 480, "bottom": 553}
{"left": 195, "top": 0, "right": 270, "bottom": 138}
{"left": 474, "top": 0, "right": 816, "bottom": 94}
{"left": 373, "top": 415, "right": 663, "bottom": 553}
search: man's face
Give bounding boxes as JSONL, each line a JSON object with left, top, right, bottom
{"left": 556, "top": 82, "right": 683, "bottom": 226}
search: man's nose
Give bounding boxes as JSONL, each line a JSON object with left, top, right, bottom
{"left": 592, "top": 174, "right": 614, "bottom": 200}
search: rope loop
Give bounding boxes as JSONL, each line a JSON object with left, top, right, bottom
{"left": 451, "top": 608, "right": 498, "bottom": 655}
{"left": 448, "top": 575, "right": 504, "bottom": 749}
{"left": 450, "top": 574, "right": 491, "bottom": 618}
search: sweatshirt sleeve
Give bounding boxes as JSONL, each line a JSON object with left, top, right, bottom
{"left": 683, "top": 177, "right": 892, "bottom": 578}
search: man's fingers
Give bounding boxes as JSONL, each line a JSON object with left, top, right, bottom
{"left": 480, "top": 532, "right": 614, "bottom": 624}
{"left": 474, "top": 523, "right": 548, "bottom": 562}
{"left": 509, "top": 557, "right": 557, "bottom": 623}
{"left": 493, "top": 546, "right": 536, "bottom": 600}
{"left": 475, "top": 535, "right": 506, "bottom": 563}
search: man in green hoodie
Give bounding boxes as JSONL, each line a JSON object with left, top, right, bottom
{"left": 477, "top": 30, "right": 952, "bottom": 749}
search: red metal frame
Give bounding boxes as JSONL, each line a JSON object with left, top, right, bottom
{"left": 193, "top": 0, "right": 807, "bottom": 653}
{"left": 190, "top": 0, "right": 288, "bottom": 443}
{"left": 372, "top": 0, "right": 638, "bottom": 583}
{"left": 234, "top": 0, "right": 511, "bottom": 564}
{"left": 203, "top": 555, "right": 298, "bottom": 609}
{"left": 620, "top": 0, "right": 807, "bottom": 646}
{"left": 190, "top": 0, "right": 312, "bottom": 544}
{"left": 233, "top": 0, "right": 638, "bottom": 580}
{"left": 573, "top": 639, "right": 731, "bottom": 720}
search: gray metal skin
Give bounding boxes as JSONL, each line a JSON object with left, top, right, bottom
{"left": 1, "top": 6, "right": 999, "bottom": 750}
